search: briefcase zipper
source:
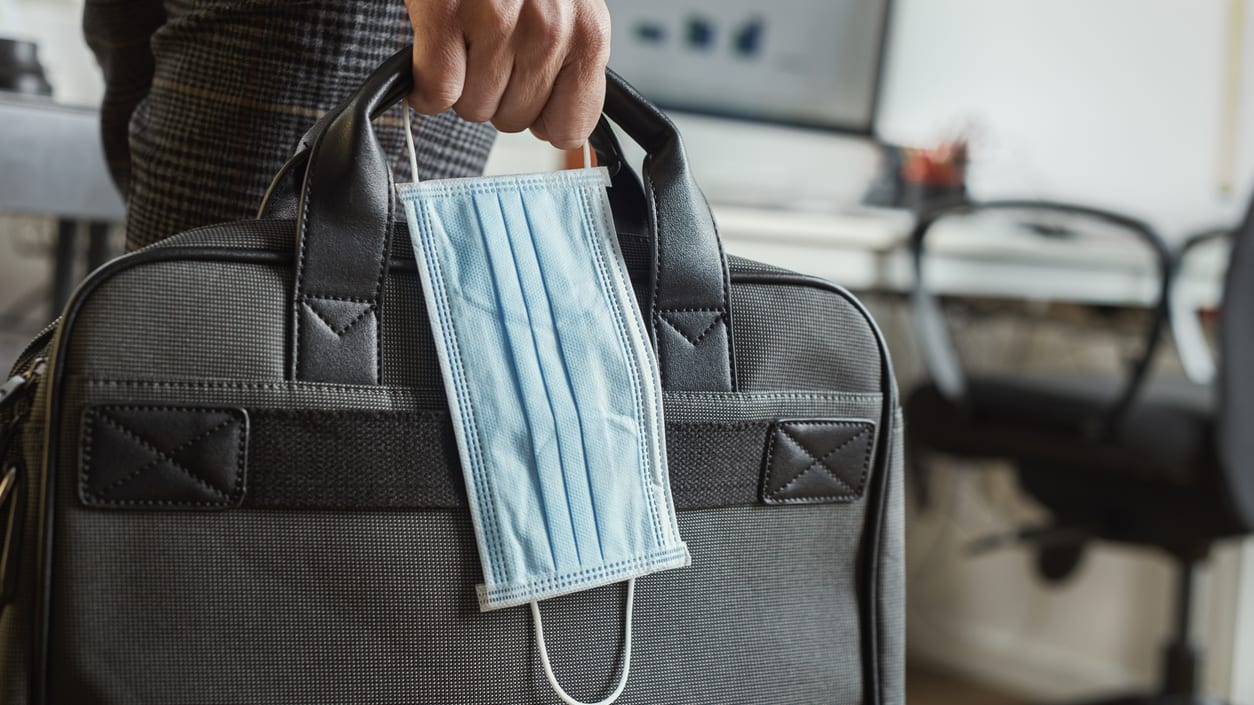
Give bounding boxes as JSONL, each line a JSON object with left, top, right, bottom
{"left": 0, "top": 348, "right": 46, "bottom": 616}
{"left": 0, "top": 356, "right": 47, "bottom": 414}
{"left": 1, "top": 317, "right": 57, "bottom": 427}
{"left": 1, "top": 334, "right": 51, "bottom": 466}
{"left": 0, "top": 359, "right": 35, "bottom": 616}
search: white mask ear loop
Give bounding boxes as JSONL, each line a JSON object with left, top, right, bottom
{"left": 582, "top": 141, "right": 593, "bottom": 170}
{"left": 402, "top": 102, "right": 420, "bottom": 183}
{"left": 530, "top": 578, "right": 635, "bottom": 705}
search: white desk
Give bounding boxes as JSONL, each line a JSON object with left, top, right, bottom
{"left": 712, "top": 204, "right": 909, "bottom": 292}
{"left": 0, "top": 95, "right": 125, "bottom": 312}
{"left": 0, "top": 96, "right": 123, "bottom": 222}
{"left": 712, "top": 204, "right": 1226, "bottom": 310}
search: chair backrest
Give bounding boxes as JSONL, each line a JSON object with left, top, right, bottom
{"left": 1218, "top": 191, "right": 1254, "bottom": 527}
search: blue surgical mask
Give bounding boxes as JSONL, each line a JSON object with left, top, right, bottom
{"left": 397, "top": 113, "right": 689, "bottom": 705}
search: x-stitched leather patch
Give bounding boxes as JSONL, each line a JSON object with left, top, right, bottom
{"left": 761, "top": 419, "right": 875, "bottom": 505}
{"left": 656, "top": 310, "right": 724, "bottom": 346}
{"left": 79, "top": 405, "right": 248, "bottom": 509}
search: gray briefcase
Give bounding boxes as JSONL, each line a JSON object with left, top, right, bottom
{"left": 0, "top": 48, "right": 903, "bottom": 704}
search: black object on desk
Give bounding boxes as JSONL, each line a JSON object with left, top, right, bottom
{"left": 0, "top": 38, "right": 52, "bottom": 97}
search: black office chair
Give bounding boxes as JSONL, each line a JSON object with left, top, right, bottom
{"left": 905, "top": 197, "right": 1252, "bottom": 705}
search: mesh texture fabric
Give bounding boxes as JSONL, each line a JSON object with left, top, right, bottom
{"left": 48, "top": 505, "right": 864, "bottom": 705}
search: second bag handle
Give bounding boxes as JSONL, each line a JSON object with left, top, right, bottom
{"left": 282, "top": 46, "right": 734, "bottom": 391}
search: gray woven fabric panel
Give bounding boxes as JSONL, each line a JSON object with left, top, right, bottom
{"left": 380, "top": 267, "right": 443, "bottom": 389}
{"left": 152, "top": 219, "right": 296, "bottom": 251}
{"left": 661, "top": 391, "right": 883, "bottom": 424}
{"left": 64, "top": 240, "right": 887, "bottom": 401}
{"left": 66, "top": 260, "right": 290, "bottom": 380}
{"left": 84, "top": 0, "right": 496, "bottom": 250}
{"left": 73, "top": 378, "right": 448, "bottom": 413}
{"left": 47, "top": 504, "right": 863, "bottom": 704}
{"left": 727, "top": 254, "right": 792, "bottom": 275}
{"left": 63, "top": 245, "right": 445, "bottom": 387}
{"left": 730, "top": 283, "right": 882, "bottom": 393}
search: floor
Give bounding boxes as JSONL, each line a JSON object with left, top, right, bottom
{"left": 907, "top": 666, "right": 1036, "bottom": 705}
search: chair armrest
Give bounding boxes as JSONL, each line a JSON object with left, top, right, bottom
{"left": 1170, "top": 228, "right": 1231, "bottom": 385}
{"left": 909, "top": 200, "right": 1173, "bottom": 433}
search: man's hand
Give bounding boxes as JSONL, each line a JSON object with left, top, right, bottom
{"left": 405, "top": 0, "right": 611, "bottom": 150}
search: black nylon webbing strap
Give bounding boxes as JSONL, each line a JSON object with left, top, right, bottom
{"left": 246, "top": 409, "right": 465, "bottom": 510}
{"left": 87, "top": 409, "right": 871, "bottom": 512}
{"left": 244, "top": 411, "right": 772, "bottom": 511}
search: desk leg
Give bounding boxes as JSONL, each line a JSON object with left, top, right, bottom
{"left": 87, "top": 221, "right": 112, "bottom": 273}
{"left": 52, "top": 219, "right": 79, "bottom": 315}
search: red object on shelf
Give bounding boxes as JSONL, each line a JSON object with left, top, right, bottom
{"left": 901, "top": 139, "right": 968, "bottom": 187}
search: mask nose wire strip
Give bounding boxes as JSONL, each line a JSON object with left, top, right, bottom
{"left": 402, "top": 103, "right": 420, "bottom": 183}
{"left": 530, "top": 578, "right": 636, "bottom": 705}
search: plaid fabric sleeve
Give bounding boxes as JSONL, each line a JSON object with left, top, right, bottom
{"left": 84, "top": 0, "right": 497, "bottom": 251}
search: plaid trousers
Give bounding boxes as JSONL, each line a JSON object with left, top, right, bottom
{"left": 83, "top": 0, "right": 497, "bottom": 251}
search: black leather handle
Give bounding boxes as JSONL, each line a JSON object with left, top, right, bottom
{"left": 282, "top": 47, "right": 734, "bottom": 391}
{"left": 285, "top": 48, "right": 411, "bottom": 384}
{"left": 600, "top": 68, "right": 735, "bottom": 391}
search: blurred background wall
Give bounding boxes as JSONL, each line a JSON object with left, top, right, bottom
{"left": 878, "top": 0, "right": 1254, "bottom": 242}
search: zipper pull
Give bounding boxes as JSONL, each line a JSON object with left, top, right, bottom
{"left": 0, "top": 377, "right": 26, "bottom": 408}
{"left": 0, "top": 358, "right": 46, "bottom": 409}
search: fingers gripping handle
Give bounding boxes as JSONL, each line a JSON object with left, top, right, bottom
{"left": 286, "top": 47, "right": 733, "bottom": 391}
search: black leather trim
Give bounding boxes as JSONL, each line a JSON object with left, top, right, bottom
{"left": 289, "top": 49, "right": 411, "bottom": 384}
{"left": 761, "top": 419, "right": 876, "bottom": 505}
{"left": 590, "top": 117, "right": 650, "bottom": 247}
{"left": 78, "top": 405, "right": 248, "bottom": 510}
{"left": 603, "top": 69, "right": 736, "bottom": 392}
